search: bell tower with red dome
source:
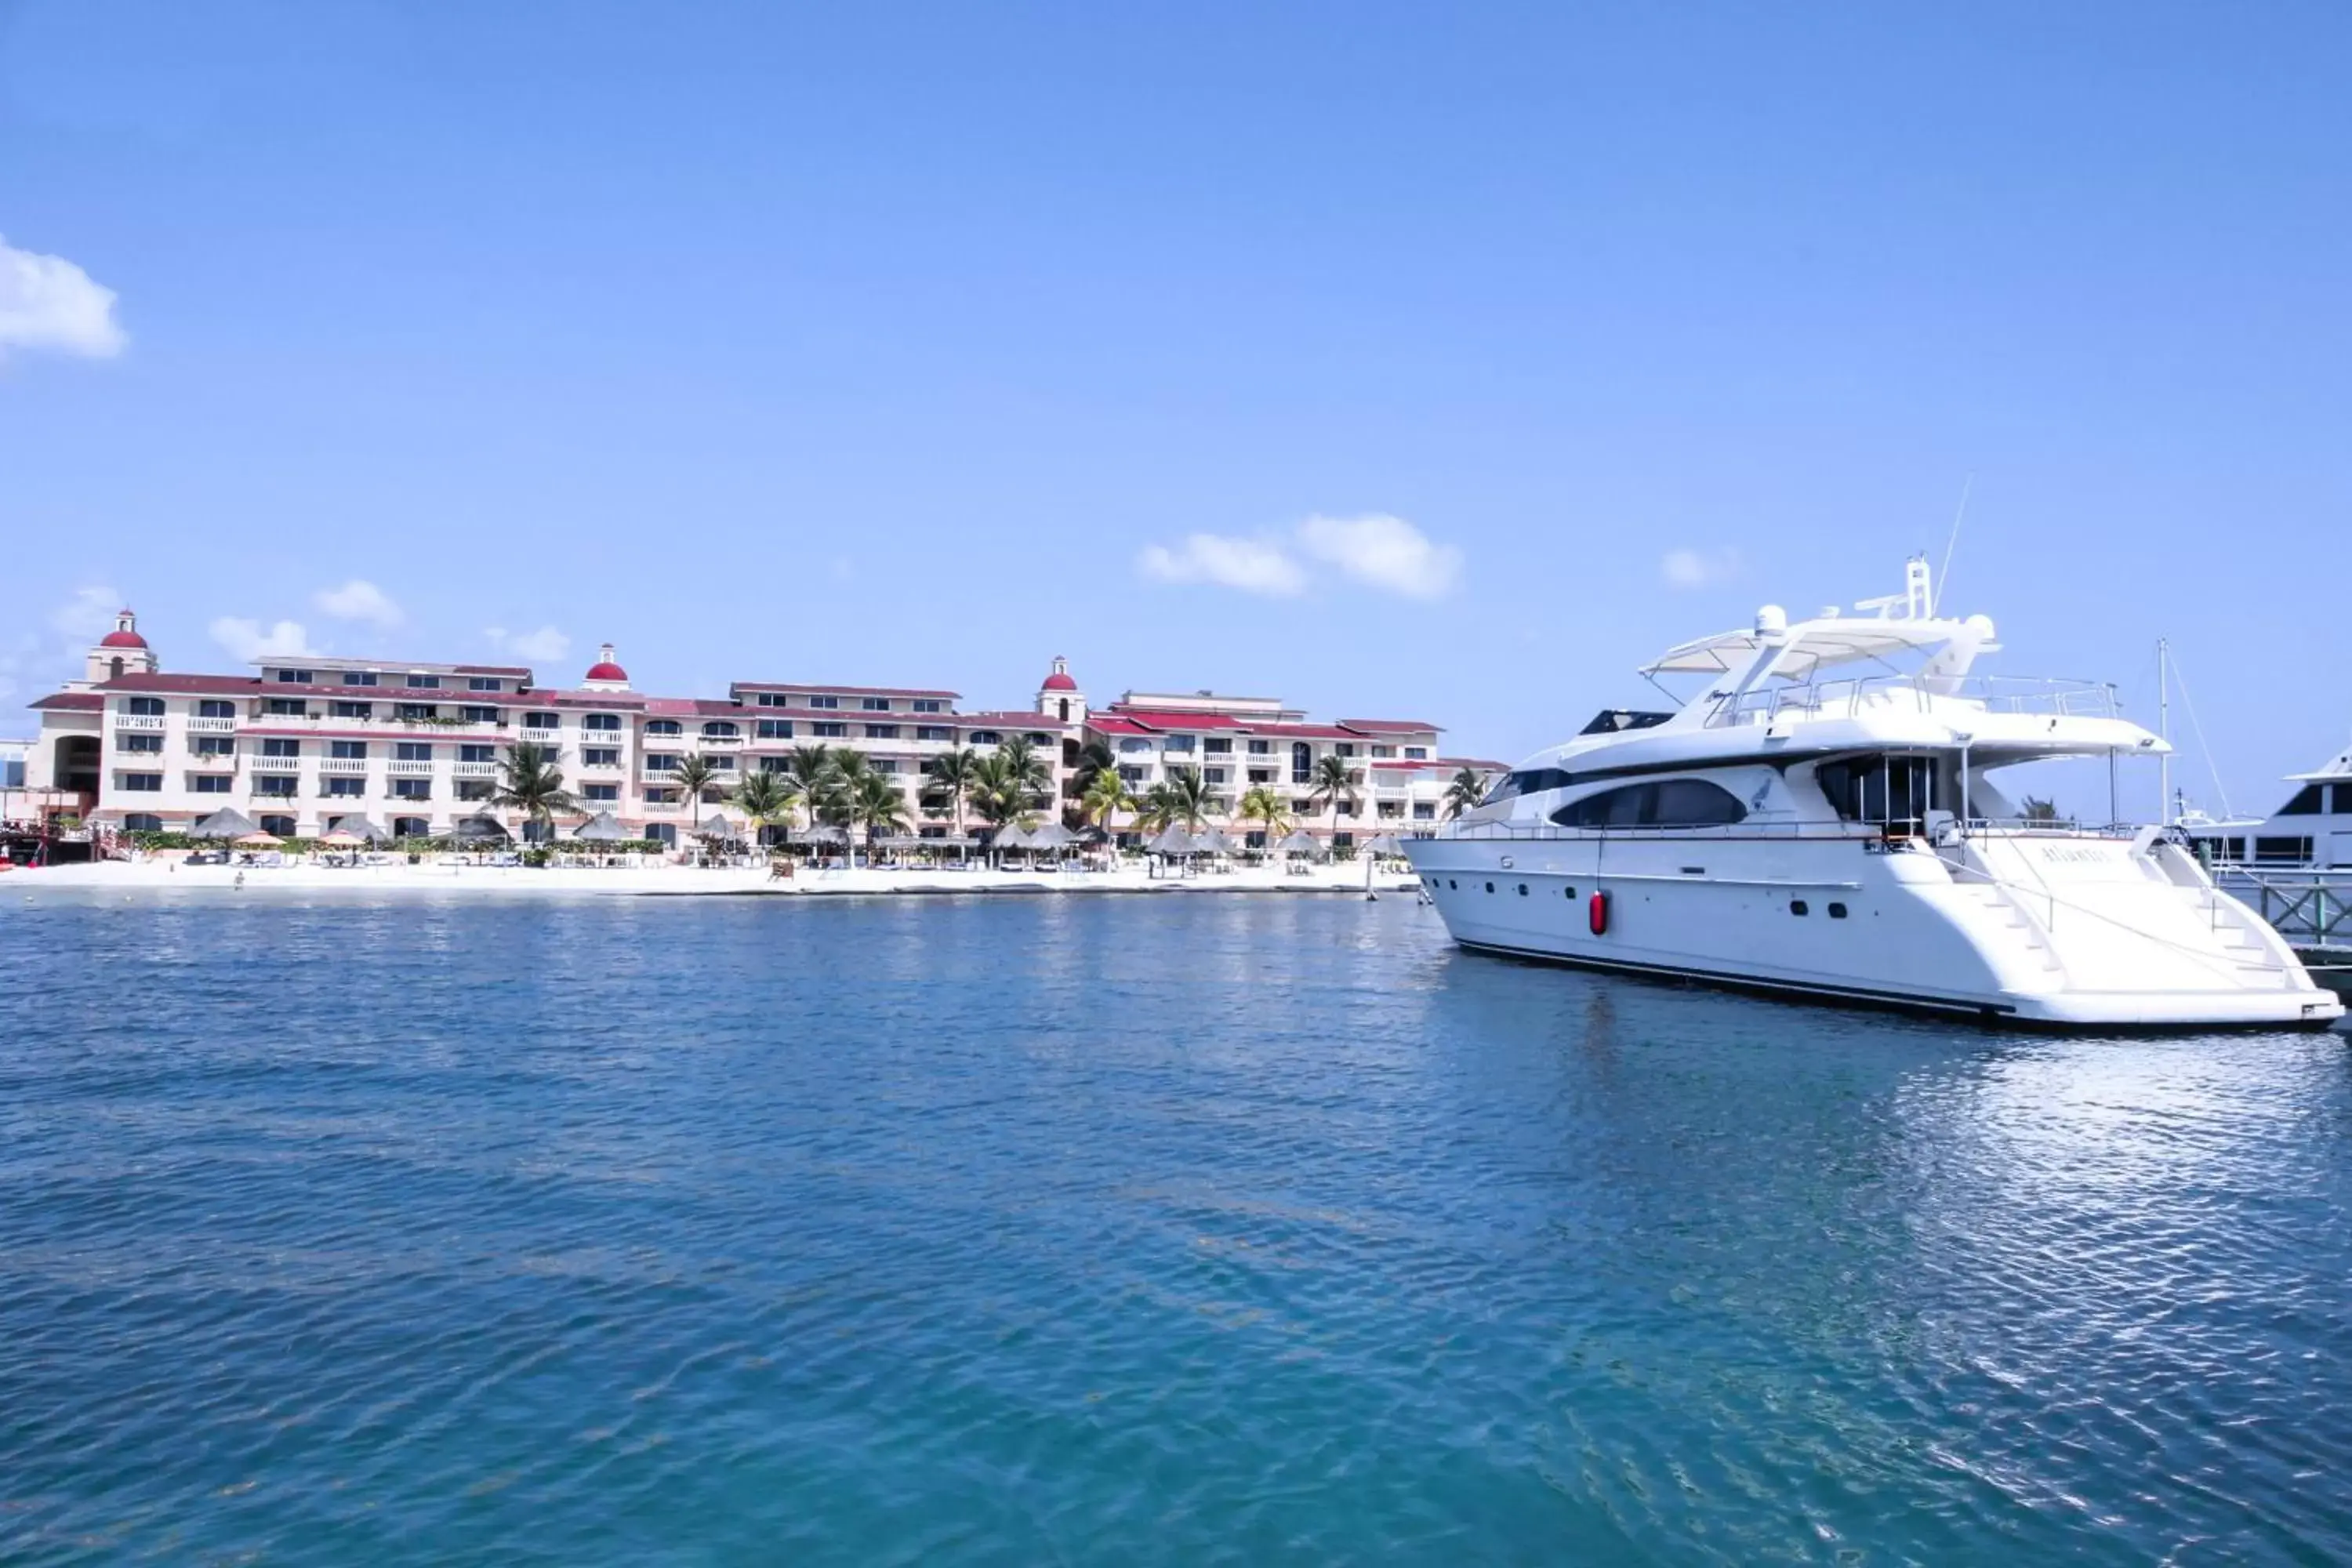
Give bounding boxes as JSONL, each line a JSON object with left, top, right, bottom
{"left": 1036, "top": 655, "right": 1084, "bottom": 725}
{"left": 582, "top": 643, "right": 632, "bottom": 691}
{"left": 85, "top": 607, "right": 159, "bottom": 684}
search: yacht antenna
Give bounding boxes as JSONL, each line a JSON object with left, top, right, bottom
{"left": 2158, "top": 637, "right": 2172, "bottom": 825}
{"left": 2167, "top": 645, "right": 2235, "bottom": 820}
{"left": 1931, "top": 472, "right": 1973, "bottom": 615}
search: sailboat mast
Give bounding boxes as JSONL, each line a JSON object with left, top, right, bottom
{"left": 2158, "top": 637, "right": 2172, "bottom": 825}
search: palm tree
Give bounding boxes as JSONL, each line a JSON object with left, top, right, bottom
{"left": 731, "top": 768, "right": 798, "bottom": 849}
{"left": 1237, "top": 783, "right": 1290, "bottom": 847}
{"left": 1081, "top": 768, "right": 1134, "bottom": 851}
{"left": 998, "top": 735, "right": 1054, "bottom": 811}
{"left": 967, "top": 750, "right": 1025, "bottom": 831}
{"left": 922, "top": 747, "right": 984, "bottom": 837}
{"left": 849, "top": 770, "right": 910, "bottom": 848}
{"left": 1308, "top": 753, "right": 1359, "bottom": 844}
{"left": 1158, "top": 764, "right": 1216, "bottom": 832}
{"left": 1071, "top": 737, "right": 1118, "bottom": 794}
{"left": 492, "top": 740, "right": 579, "bottom": 846}
{"left": 783, "top": 744, "right": 835, "bottom": 829}
{"left": 673, "top": 751, "right": 718, "bottom": 808}
{"left": 1443, "top": 766, "right": 1490, "bottom": 820}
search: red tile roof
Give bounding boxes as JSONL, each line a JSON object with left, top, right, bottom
{"left": 1240, "top": 722, "right": 1359, "bottom": 740}
{"left": 643, "top": 697, "right": 750, "bottom": 718}
{"left": 1084, "top": 717, "right": 1157, "bottom": 736}
{"left": 1098, "top": 709, "right": 1246, "bottom": 731}
{"left": 1337, "top": 718, "right": 1443, "bottom": 734}
{"left": 955, "top": 711, "right": 1066, "bottom": 728}
{"left": 30, "top": 691, "right": 102, "bottom": 711}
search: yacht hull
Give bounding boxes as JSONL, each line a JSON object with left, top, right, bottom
{"left": 1405, "top": 832, "right": 2346, "bottom": 1030}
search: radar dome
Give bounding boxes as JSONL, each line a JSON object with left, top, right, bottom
{"left": 1754, "top": 604, "right": 1788, "bottom": 637}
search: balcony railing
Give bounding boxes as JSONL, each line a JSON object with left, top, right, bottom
{"left": 452, "top": 760, "right": 496, "bottom": 779}
{"left": 387, "top": 758, "right": 435, "bottom": 776}
{"left": 187, "top": 717, "right": 237, "bottom": 734}
{"left": 316, "top": 756, "right": 368, "bottom": 775}
{"left": 1707, "top": 673, "right": 2122, "bottom": 729}
{"left": 113, "top": 714, "right": 165, "bottom": 731}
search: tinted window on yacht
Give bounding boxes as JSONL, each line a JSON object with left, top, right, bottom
{"left": 1549, "top": 779, "right": 1746, "bottom": 829}
{"left": 1577, "top": 710, "right": 1675, "bottom": 737}
{"left": 2255, "top": 837, "right": 2313, "bottom": 863}
{"left": 2281, "top": 785, "right": 2328, "bottom": 816}
{"left": 2334, "top": 784, "right": 2352, "bottom": 815}
{"left": 1482, "top": 767, "right": 1575, "bottom": 806}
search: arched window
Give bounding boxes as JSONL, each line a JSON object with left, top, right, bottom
{"left": 1058, "top": 699, "right": 1070, "bottom": 721}
{"left": 393, "top": 816, "right": 430, "bottom": 838}
{"left": 1291, "top": 742, "right": 1312, "bottom": 784}
{"left": 645, "top": 720, "right": 681, "bottom": 737}
{"left": 1550, "top": 779, "right": 1747, "bottom": 829}
{"left": 109, "top": 656, "right": 125, "bottom": 680}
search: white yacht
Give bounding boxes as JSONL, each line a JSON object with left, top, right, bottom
{"left": 1405, "top": 561, "right": 2343, "bottom": 1029}
{"left": 2181, "top": 743, "right": 2352, "bottom": 872}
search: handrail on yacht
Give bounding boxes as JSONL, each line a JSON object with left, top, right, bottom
{"left": 1707, "top": 673, "right": 2119, "bottom": 728}
{"left": 1435, "top": 817, "right": 2139, "bottom": 844}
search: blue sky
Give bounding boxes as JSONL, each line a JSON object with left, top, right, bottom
{"left": 2, "top": 0, "right": 2345, "bottom": 813}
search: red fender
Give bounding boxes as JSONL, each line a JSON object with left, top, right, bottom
{"left": 1588, "top": 888, "right": 1610, "bottom": 936}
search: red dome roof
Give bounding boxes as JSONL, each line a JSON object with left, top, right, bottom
{"left": 100, "top": 628, "right": 149, "bottom": 649}
{"left": 585, "top": 659, "right": 628, "bottom": 682}
{"left": 1041, "top": 671, "right": 1077, "bottom": 691}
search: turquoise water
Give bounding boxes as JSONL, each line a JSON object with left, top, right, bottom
{"left": 5, "top": 891, "right": 2350, "bottom": 1564}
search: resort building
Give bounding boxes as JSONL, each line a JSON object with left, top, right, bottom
{"left": 19, "top": 612, "right": 1501, "bottom": 846}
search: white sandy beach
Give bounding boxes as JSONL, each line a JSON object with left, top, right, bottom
{"left": 9, "top": 858, "right": 1426, "bottom": 898}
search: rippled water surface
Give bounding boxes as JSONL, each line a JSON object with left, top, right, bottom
{"left": 5, "top": 891, "right": 2352, "bottom": 1564}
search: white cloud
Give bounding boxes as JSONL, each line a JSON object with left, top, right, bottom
{"left": 313, "top": 578, "right": 403, "bottom": 629}
{"left": 48, "top": 584, "right": 120, "bottom": 647}
{"left": 0, "top": 234, "right": 126, "bottom": 361}
{"left": 210, "top": 617, "right": 316, "bottom": 662}
{"left": 1296, "top": 513, "right": 1462, "bottom": 599}
{"left": 1138, "top": 533, "right": 1308, "bottom": 597}
{"left": 1661, "top": 546, "right": 1740, "bottom": 589}
{"left": 485, "top": 625, "right": 570, "bottom": 662}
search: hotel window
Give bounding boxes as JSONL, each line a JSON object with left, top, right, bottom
{"left": 255, "top": 778, "right": 298, "bottom": 797}
{"left": 758, "top": 757, "right": 789, "bottom": 775}
{"left": 1377, "top": 801, "right": 1402, "bottom": 818}
{"left": 645, "top": 720, "right": 681, "bottom": 737}
{"left": 332, "top": 701, "right": 373, "bottom": 719}
{"left": 1334, "top": 742, "right": 1356, "bottom": 757}
{"left": 460, "top": 744, "right": 495, "bottom": 764}
{"left": 757, "top": 720, "right": 794, "bottom": 739}
{"left": 586, "top": 713, "right": 622, "bottom": 732}
{"left": 119, "top": 732, "right": 163, "bottom": 753}
{"left": 261, "top": 815, "right": 298, "bottom": 837}
{"left": 524, "top": 713, "right": 560, "bottom": 731}
{"left": 1117, "top": 738, "right": 1149, "bottom": 753}
{"left": 198, "top": 699, "right": 236, "bottom": 719}
{"left": 193, "top": 736, "right": 235, "bottom": 757}
{"left": 1248, "top": 768, "right": 1272, "bottom": 784}
{"left": 125, "top": 814, "right": 162, "bottom": 833}
{"left": 1203, "top": 768, "right": 1227, "bottom": 785}
{"left": 456, "top": 780, "right": 494, "bottom": 801}
{"left": 1246, "top": 739, "right": 1270, "bottom": 755}
{"left": 346, "top": 670, "right": 379, "bottom": 687}
{"left": 1371, "top": 745, "right": 1396, "bottom": 758}
{"left": 395, "top": 703, "right": 437, "bottom": 720}
{"left": 915, "top": 726, "right": 952, "bottom": 742}
{"left": 324, "top": 777, "right": 365, "bottom": 797}
{"left": 643, "top": 787, "right": 677, "bottom": 804}
{"left": 912, "top": 699, "right": 946, "bottom": 714}
{"left": 1118, "top": 766, "right": 1145, "bottom": 786}
{"left": 1026, "top": 733, "right": 1051, "bottom": 746}
{"left": 263, "top": 738, "right": 302, "bottom": 758}
{"left": 125, "top": 696, "right": 165, "bottom": 716}
{"left": 391, "top": 817, "right": 429, "bottom": 838}
{"left": 394, "top": 742, "right": 434, "bottom": 762}
{"left": 865, "top": 724, "right": 898, "bottom": 739}
{"left": 709, "top": 755, "right": 737, "bottom": 771}
{"left": 1291, "top": 742, "right": 1312, "bottom": 783}
{"left": 813, "top": 722, "right": 847, "bottom": 739}
{"left": 970, "top": 731, "right": 1000, "bottom": 746}
{"left": 406, "top": 674, "right": 441, "bottom": 689}
{"left": 809, "top": 695, "right": 840, "bottom": 710}
{"left": 193, "top": 775, "right": 234, "bottom": 794}
{"left": 1164, "top": 735, "right": 1196, "bottom": 753}
{"left": 584, "top": 783, "right": 619, "bottom": 802}
{"left": 330, "top": 740, "right": 368, "bottom": 760}
{"left": 644, "top": 753, "right": 680, "bottom": 772}
{"left": 869, "top": 759, "right": 899, "bottom": 775}
{"left": 1405, "top": 746, "right": 1428, "bottom": 760}
{"left": 461, "top": 706, "right": 499, "bottom": 724}
{"left": 862, "top": 697, "right": 892, "bottom": 711}
{"left": 1412, "top": 802, "right": 1436, "bottom": 819}
{"left": 119, "top": 772, "right": 163, "bottom": 792}
{"left": 1203, "top": 738, "right": 1232, "bottom": 754}
{"left": 392, "top": 778, "right": 431, "bottom": 800}
{"left": 276, "top": 669, "right": 314, "bottom": 684}
{"left": 584, "top": 747, "right": 619, "bottom": 767}
{"left": 753, "top": 691, "right": 782, "bottom": 706}
{"left": 1292, "top": 797, "right": 1312, "bottom": 814}
{"left": 468, "top": 677, "right": 502, "bottom": 692}
{"left": 702, "top": 721, "right": 739, "bottom": 739}
{"left": 267, "top": 698, "right": 308, "bottom": 717}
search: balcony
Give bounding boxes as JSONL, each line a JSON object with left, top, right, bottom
{"left": 578, "top": 754, "right": 624, "bottom": 771}
{"left": 696, "top": 732, "right": 745, "bottom": 748}
{"left": 387, "top": 758, "right": 436, "bottom": 777}
{"left": 452, "top": 760, "right": 496, "bottom": 779}
{"left": 318, "top": 756, "right": 369, "bottom": 775}
{"left": 517, "top": 729, "right": 564, "bottom": 750}
{"left": 187, "top": 717, "right": 237, "bottom": 734}
{"left": 249, "top": 779, "right": 301, "bottom": 800}
{"left": 113, "top": 714, "right": 165, "bottom": 731}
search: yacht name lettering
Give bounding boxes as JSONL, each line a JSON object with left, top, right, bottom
{"left": 2038, "top": 845, "right": 2115, "bottom": 864}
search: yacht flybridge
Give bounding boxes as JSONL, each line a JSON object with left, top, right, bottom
{"left": 1405, "top": 560, "right": 2343, "bottom": 1028}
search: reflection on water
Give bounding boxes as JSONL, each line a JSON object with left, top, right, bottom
{"left": 2, "top": 891, "right": 2349, "bottom": 1564}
